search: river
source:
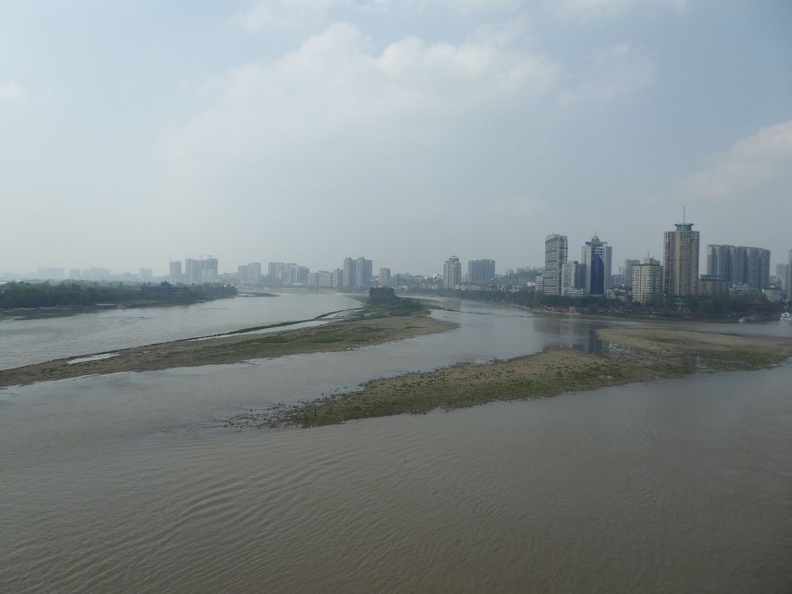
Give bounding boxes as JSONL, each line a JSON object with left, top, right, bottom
{"left": 1, "top": 293, "right": 790, "bottom": 592}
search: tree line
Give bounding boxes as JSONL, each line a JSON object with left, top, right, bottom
{"left": 406, "top": 288, "right": 783, "bottom": 320}
{"left": 0, "top": 281, "right": 238, "bottom": 309}
{"left": 368, "top": 287, "right": 424, "bottom": 316}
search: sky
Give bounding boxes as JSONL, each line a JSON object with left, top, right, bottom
{"left": 1, "top": 0, "right": 791, "bottom": 277}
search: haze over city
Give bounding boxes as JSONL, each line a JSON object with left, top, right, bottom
{"left": 1, "top": 0, "right": 790, "bottom": 277}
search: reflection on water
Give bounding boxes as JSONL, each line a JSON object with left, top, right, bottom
{"left": 1, "top": 298, "right": 791, "bottom": 592}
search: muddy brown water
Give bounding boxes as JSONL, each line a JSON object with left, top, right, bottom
{"left": 2, "top": 296, "right": 791, "bottom": 592}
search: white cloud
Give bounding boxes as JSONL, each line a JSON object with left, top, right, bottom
{"left": 0, "top": 82, "right": 25, "bottom": 103}
{"left": 164, "top": 22, "right": 557, "bottom": 168}
{"left": 559, "top": 42, "right": 655, "bottom": 104}
{"left": 678, "top": 121, "right": 792, "bottom": 201}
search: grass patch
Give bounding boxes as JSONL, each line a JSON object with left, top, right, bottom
{"left": 307, "top": 336, "right": 344, "bottom": 344}
{"left": 254, "top": 335, "right": 288, "bottom": 344}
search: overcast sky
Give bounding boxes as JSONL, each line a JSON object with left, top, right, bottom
{"left": 1, "top": 0, "right": 790, "bottom": 277}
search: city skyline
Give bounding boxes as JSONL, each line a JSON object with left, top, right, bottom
{"left": 1, "top": 2, "right": 790, "bottom": 277}
{"left": 5, "top": 219, "right": 788, "bottom": 286}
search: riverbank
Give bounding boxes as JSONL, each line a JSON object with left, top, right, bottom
{"left": 0, "top": 310, "right": 456, "bottom": 388}
{"left": 234, "top": 325, "right": 792, "bottom": 428}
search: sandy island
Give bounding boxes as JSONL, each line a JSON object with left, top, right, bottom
{"left": 229, "top": 322, "right": 792, "bottom": 429}
{"left": 0, "top": 310, "right": 456, "bottom": 388}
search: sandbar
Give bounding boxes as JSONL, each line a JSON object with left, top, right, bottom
{"left": 0, "top": 311, "right": 455, "bottom": 388}
{"left": 234, "top": 325, "right": 792, "bottom": 429}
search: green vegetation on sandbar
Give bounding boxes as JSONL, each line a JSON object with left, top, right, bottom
{"left": 0, "top": 303, "right": 454, "bottom": 388}
{"left": 239, "top": 327, "right": 792, "bottom": 429}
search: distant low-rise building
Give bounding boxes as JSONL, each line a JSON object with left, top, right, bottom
{"left": 699, "top": 275, "right": 729, "bottom": 296}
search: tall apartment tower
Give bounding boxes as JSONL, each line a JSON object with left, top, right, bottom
{"left": 543, "top": 234, "right": 568, "bottom": 296}
{"left": 247, "top": 262, "right": 262, "bottom": 285}
{"left": 443, "top": 256, "right": 462, "bottom": 289}
{"left": 706, "top": 244, "right": 770, "bottom": 289}
{"left": 342, "top": 257, "right": 356, "bottom": 289}
{"left": 169, "top": 260, "right": 182, "bottom": 283}
{"left": 467, "top": 259, "right": 496, "bottom": 285}
{"left": 201, "top": 257, "right": 219, "bottom": 283}
{"left": 355, "top": 257, "right": 373, "bottom": 289}
{"left": 561, "top": 261, "right": 586, "bottom": 296}
{"left": 787, "top": 249, "right": 792, "bottom": 297}
{"left": 706, "top": 245, "right": 730, "bottom": 280}
{"left": 663, "top": 222, "right": 700, "bottom": 297}
{"left": 185, "top": 258, "right": 201, "bottom": 284}
{"left": 331, "top": 268, "right": 344, "bottom": 288}
{"left": 623, "top": 259, "right": 640, "bottom": 290}
{"left": 379, "top": 268, "right": 391, "bottom": 288}
{"left": 581, "top": 235, "right": 612, "bottom": 295}
{"left": 633, "top": 257, "right": 662, "bottom": 304}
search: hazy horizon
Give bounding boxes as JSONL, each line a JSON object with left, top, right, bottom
{"left": 2, "top": 1, "right": 790, "bottom": 277}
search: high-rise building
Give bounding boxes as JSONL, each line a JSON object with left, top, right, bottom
{"left": 623, "top": 259, "right": 640, "bottom": 289}
{"left": 775, "top": 263, "right": 788, "bottom": 288}
{"left": 744, "top": 247, "right": 770, "bottom": 290}
{"left": 169, "top": 260, "right": 182, "bottom": 283}
{"left": 185, "top": 259, "right": 201, "bottom": 284}
{"left": 317, "top": 270, "right": 333, "bottom": 288}
{"left": 561, "top": 261, "right": 586, "bottom": 296}
{"left": 785, "top": 250, "right": 792, "bottom": 298}
{"left": 343, "top": 257, "right": 356, "bottom": 289}
{"left": 185, "top": 257, "right": 218, "bottom": 283}
{"left": 581, "top": 235, "right": 612, "bottom": 295}
{"left": 379, "top": 268, "right": 391, "bottom": 288}
{"left": 706, "top": 245, "right": 730, "bottom": 280}
{"left": 201, "top": 257, "right": 218, "bottom": 283}
{"left": 632, "top": 257, "right": 662, "bottom": 304}
{"left": 285, "top": 264, "right": 309, "bottom": 286}
{"left": 247, "top": 262, "right": 262, "bottom": 285}
{"left": 355, "top": 257, "right": 373, "bottom": 289}
{"left": 267, "top": 262, "right": 280, "bottom": 280}
{"left": 467, "top": 259, "right": 495, "bottom": 285}
{"left": 706, "top": 244, "right": 770, "bottom": 289}
{"left": 332, "top": 268, "right": 343, "bottom": 288}
{"left": 443, "top": 256, "right": 462, "bottom": 289}
{"left": 663, "top": 222, "right": 699, "bottom": 297}
{"left": 543, "top": 234, "right": 568, "bottom": 296}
